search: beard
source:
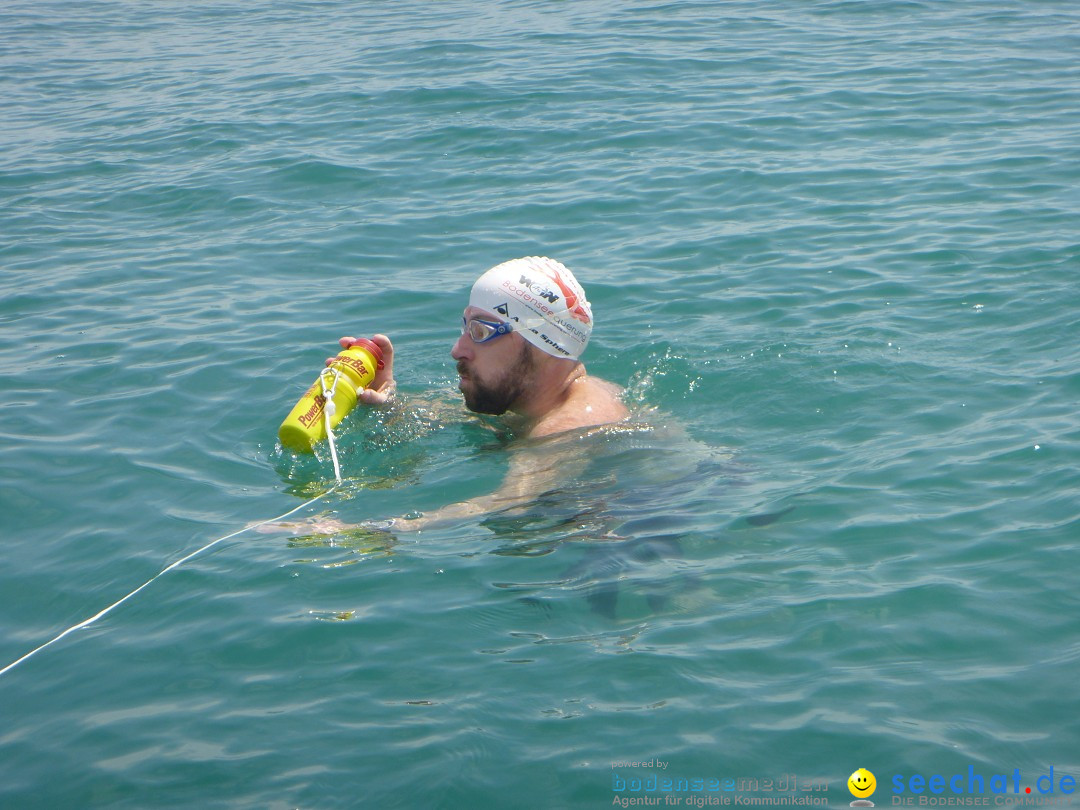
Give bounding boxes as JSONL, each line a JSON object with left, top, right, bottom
{"left": 457, "top": 342, "right": 535, "bottom": 415}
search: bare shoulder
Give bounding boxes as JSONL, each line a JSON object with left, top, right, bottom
{"left": 529, "top": 375, "right": 629, "bottom": 438}
{"left": 586, "top": 376, "right": 627, "bottom": 403}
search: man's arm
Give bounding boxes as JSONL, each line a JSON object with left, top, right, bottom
{"left": 400, "top": 442, "right": 581, "bottom": 530}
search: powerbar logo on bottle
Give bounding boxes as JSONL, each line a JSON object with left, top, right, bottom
{"left": 334, "top": 355, "right": 370, "bottom": 378}
{"left": 297, "top": 392, "right": 326, "bottom": 427}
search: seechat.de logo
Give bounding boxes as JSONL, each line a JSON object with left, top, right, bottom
{"left": 890, "top": 766, "right": 1077, "bottom": 806}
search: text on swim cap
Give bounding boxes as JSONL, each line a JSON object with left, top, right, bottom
{"left": 500, "top": 279, "right": 559, "bottom": 318}
{"left": 517, "top": 273, "right": 561, "bottom": 304}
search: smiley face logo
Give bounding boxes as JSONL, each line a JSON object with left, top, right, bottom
{"left": 848, "top": 768, "right": 877, "bottom": 799}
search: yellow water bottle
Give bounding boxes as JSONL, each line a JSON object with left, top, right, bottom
{"left": 278, "top": 338, "right": 385, "bottom": 453}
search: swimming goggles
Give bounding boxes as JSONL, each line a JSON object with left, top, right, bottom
{"left": 462, "top": 316, "right": 513, "bottom": 344}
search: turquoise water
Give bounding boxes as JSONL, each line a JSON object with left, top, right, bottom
{"left": 2, "top": 0, "right": 1078, "bottom": 807}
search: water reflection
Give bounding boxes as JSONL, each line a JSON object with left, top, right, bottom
{"left": 480, "top": 422, "right": 737, "bottom": 618}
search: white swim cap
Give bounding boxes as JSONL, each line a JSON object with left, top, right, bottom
{"left": 469, "top": 256, "right": 593, "bottom": 360}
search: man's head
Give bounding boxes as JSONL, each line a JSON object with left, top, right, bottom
{"left": 467, "top": 256, "right": 592, "bottom": 361}
{"left": 452, "top": 257, "right": 592, "bottom": 416}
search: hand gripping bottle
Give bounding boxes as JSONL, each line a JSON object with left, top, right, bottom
{"left": 278, "top": 338, "right": 385, "bottom": 453}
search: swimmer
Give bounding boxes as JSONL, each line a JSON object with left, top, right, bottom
{"left": 344, "top": 256, "right": 627, "bottom": 437}
{"left": 268, "top": 257, "right": 629, "bottom": 534}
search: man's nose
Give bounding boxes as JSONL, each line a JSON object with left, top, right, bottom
{"left": 451, "top": 333, "right": 471, "bottom": 361}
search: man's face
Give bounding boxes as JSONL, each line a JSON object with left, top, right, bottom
{"left": 451, "top": 307, "right": 535, "bottom": 415}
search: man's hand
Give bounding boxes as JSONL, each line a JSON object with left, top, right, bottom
{"left": 327, "top": 333, "right": 396, "bottom": 405}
